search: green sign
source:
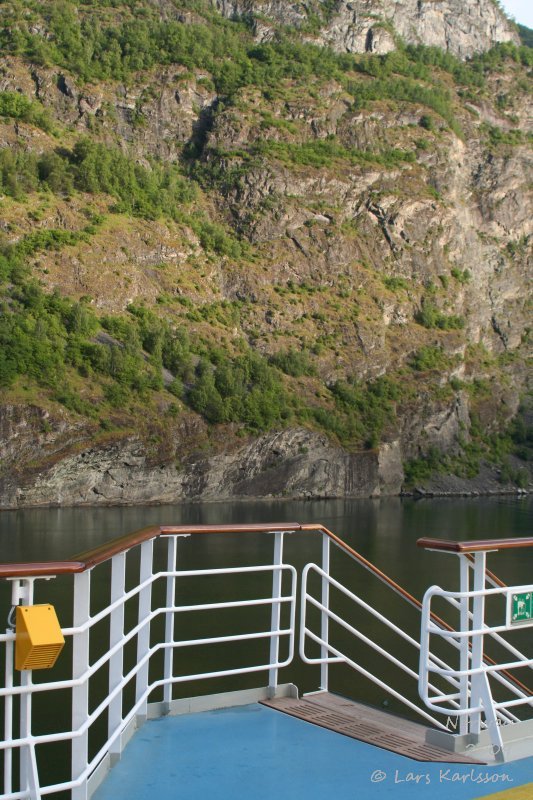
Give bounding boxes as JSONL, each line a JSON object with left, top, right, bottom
{"left": 510, "top": 592, "right": 533, "bottom": 625}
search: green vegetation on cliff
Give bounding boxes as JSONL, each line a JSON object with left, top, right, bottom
{"left": 0, "top": 0, "right": 531, "bottom": 494}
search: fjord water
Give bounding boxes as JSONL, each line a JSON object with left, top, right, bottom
{"left": 1, "top": 495, "right": 531, "bottom": 588}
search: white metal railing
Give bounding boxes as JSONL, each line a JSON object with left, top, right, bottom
{"left": 299, "top": 562, "right": 461, "bottom": 731}
{"left": 0, "top": 526, "right": 297, "bottom": 800}
{"left": 419, "top": 582, "right": 533, "bottom": 756}
{"left": 417, "top": 538, "right": 533, "bottom": 761}
{"left": 301, "top": 563, "right": 441, "bottom": 725}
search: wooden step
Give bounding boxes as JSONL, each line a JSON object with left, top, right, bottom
{"left": 261, "top": 692, "right": 485, "bottom": 764}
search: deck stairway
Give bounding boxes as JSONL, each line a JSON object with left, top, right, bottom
{"left": 261, "top": 692, "right": 484, "bottom": 763}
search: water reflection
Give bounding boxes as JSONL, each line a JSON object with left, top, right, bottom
{"left": 1, "top": 495, "right": 531, "bottom": 569}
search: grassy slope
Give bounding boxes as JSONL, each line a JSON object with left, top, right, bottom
{"left": 0, "top": 0, "right": 531, "bottom": 485}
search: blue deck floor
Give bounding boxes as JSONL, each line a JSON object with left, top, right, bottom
{"left": 93, "top": 704, "right": 532, "bottom": 800}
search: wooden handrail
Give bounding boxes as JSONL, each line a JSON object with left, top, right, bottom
{"left": 0, "top": 561, "right": 86, "bottom": 578}
{"left": 159, "top": 523, "right": 302, "bottom": 536}
{"left": 0, "top": 523, "right": 302, "bottom": 578}
{"left": 301, "top": 523, "right": 425, "bottom": 613}
{"left": 417, "top": 536, "right": 533, "bottom": 553}
{"left": 71, "top": 525, "right": 163, "bottom": 570}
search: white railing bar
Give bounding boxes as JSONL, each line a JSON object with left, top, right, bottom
{"left": 269, "top": 531, "right": 284, "bottom": 692}
{"left": 71, "top": 569, "right": 90, "bottom": 800}
{"left": 304, "top": 564, "right": 462, "bottom": 690}
{"left": 167, "top": 628, "right": 292, "bottom": 650}
{"left": 0, "top": 582, "right": 297, "bottom": 699}
{"left": 303, "top": 594, "right": 461, "bottom": 709}
{"left": 0, "top": 791, "right": 29, "bottom": 800}
{"left": 0, "top": 573, "right": 297, "bottom": 752}
{"left": 427, "top": 619, "right": 527, "bottom": 639}
{"left": 426, "top": 656, "right": 533, "bottom": 677}
{"left": 108, "top": 551, "right": 126, "bottom": 761}
{"left": 0, "top": 562, "right": 295, "bottom": 647}
{"left": 428, "top": 583, "right": 533, "bottom": 600}
{"left": 136, "top": 540, "right": 153, "bottom": 722}
{"left": 425, "top": 687, "right": 533, "bottom": 715}
{"left": 305, "top": 593, "right": 432, "bottom": 684}
{"left": 422, "top": 692, "right": 532, "bottom": 718}
{"left": 320, "top": 534, "right": 330, "bottom": 692}
{"left": 458, "top": 553, "right": 470, "bottom": 736}
{"left": 492, "top": 695, "right": 533, "bottom": 712}
{"left": 431, "top": 702, "right": 516, "bottom": 731}
{"left": 424, "top": 692, "right": 520, "bottom": 725}
{"left": 163, "top": 536, "right": 177, "bottom": 709}
{"left": 425, "top": 692, "right": 463, "bottom": 704}
{"left": 304, "top": 565, "right": 423, "bottom": 649}
{"left": 155, "top": 595, "right": 294, "bottom": 616}
{"left": 302, "top": 626, "right": 447, "bottom": 730}
{"left": 3, "top": 636, "right": 14, "bottom": 795}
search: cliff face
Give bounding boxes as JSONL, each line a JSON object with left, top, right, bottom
{"left": 0, "top": 1, "right": 531, "bottom": 507}
{"left": 0, "top": 413, "right": 404, "bottom": 506}
{"left": 212, "top": 0, "right": 519, "bottom": 57}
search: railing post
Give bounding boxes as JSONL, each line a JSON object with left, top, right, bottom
{"left": 135, "top": 539, "right": 154, "bottom": 724}
{"left": 469, "top": 552, "right": 505, "bottom": 758}
{"left": 17, "top": 579, "right": 35, "bottom": 800}
{"left": 268, "top": 531, "right": 284, "bottom": 696}
{"left": 72, "top": 570, "right": 91, "bottom": 800}
{"left": 458, "top": 554, "right": 470, "bottom": 736}
{"left": 320, "top": 534, "right": 330, "bottom": 692}
{"left": 469, "top": 552, "right": 487, "bottom": 736}
{"left": 108, "top": 553, "right": 126, "bottom": 764}
{"left": 4, "top": 631, "right": 14, "bottom": 796}
{"left": 163, "top": 536, "right": 178, "bottom": 712}
{"left": 4, "top": 578, "right": 25, "bottom": 798}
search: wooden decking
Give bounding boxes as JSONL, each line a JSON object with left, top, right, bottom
{"left": 261, "top": 692, "right": 484, "bottom": 764}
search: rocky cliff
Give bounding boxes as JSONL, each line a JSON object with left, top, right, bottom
{"left": 0, "top": 408, "right": 404, "bottom": 506}
{"left": 0, "top": 0, "right": 531, "bottom": 507}
{"left": 212, "top": 0, "right": 519, "bottom": 57}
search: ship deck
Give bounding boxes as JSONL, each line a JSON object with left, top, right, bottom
{"left": 92, "top": 696, "right": 533, "bottom": 800}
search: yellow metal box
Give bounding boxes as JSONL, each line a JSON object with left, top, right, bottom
{"left": 15, "top": 605, "right": 65, "bottom": 670}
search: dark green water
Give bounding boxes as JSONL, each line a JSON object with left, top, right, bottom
{"left": 1, "top": 495, "right": 531, "bottom": 589}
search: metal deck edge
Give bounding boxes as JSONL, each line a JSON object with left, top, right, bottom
{"left": 147, "top": 682, "right": 299, "bottom": 718}
{"left": 427, "top": 719, "right": 533, "bottom": 763}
